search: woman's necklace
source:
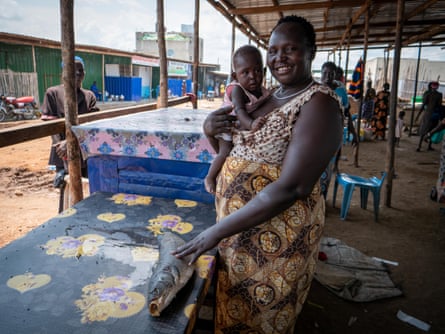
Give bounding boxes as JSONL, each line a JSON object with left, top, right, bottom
{"left": 273, "top": 79, "right": 315, "bottom": 100}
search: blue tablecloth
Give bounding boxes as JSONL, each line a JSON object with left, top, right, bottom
{"left": 0, "top": 192, "right": 216, "bottom": 334}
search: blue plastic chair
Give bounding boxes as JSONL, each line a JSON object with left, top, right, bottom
{"left": 332, "top": 172, "right": 387, "bottom": 221}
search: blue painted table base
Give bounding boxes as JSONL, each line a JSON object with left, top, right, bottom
{"left": 88, "top": 156, "right": 214, "bottom": 204}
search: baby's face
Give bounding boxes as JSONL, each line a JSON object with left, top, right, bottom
{"left": 233, "top": 52, "right": 264, "bottom": 94}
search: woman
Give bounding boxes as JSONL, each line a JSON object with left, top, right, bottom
{"left": 174, "top": 15, "right": 343, "bottom": 333}
{"left": 371, "top": 83, "right": 390, "bottom": 140}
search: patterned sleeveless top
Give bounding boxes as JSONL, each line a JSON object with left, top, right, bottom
{"left": 230, "top": 82, "right": 342, "bottom": 165}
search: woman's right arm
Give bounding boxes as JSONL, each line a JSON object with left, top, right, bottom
{"left": 203, "top": 105, "right": 235, "bottom": 152}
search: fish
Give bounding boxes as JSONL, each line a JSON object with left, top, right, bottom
{"left": 147, "top": 231, "right": 194, "bottom": 317}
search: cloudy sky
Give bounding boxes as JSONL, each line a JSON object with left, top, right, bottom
{"left": 1, "top": 0, "right": 443, "bottom": 73}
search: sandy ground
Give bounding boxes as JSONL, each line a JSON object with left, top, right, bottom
{"left": 1, "top": 99, "right": 444, "bottom": 333}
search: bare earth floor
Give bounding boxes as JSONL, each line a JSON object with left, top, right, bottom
{"left": 1, "top": 99, "right": 444, "bottom": 333}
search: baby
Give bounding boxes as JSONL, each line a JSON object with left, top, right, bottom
{"left": 205, "top": 45, "right": 270, "bottom": 194}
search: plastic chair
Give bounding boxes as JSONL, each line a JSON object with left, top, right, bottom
{"left": 332, "top": 172, "right": 387, "bottom": 221}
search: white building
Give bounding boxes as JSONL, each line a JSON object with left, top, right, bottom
{"left": 135, "top": 24, "right": 203, "bottom": 63}
{"left": 365, "top": 57, "right": 445, "bottom": 99}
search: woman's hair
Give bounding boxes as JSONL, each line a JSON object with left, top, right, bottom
{"left": 272, "top": 15, "right": 316, "bottom": 50}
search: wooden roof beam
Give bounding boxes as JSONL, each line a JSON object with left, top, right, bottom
{"left": 319, "top": 1, "right": 332, "bottom": 49}
{"left": 230, "top": 0, "right": 375, "bottom": 15}
{"left": 378, "top": 0, "right": 439, "bottom": 49}
{"left": 334, "top": 0, "right": 372, "bottom": 52}
{"left": 313, "top": 18, "right": 445, "bottom": 36}
{"left": 402, "top": 25, "right": 445, "bottom": 46}
{"left": 404, "top": 0, "right": 439, "bottom": 21}
{"left": 207, "top": 0, "right": 267, "bottom": 49}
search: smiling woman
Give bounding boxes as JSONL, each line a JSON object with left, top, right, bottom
{"left": 173, "top": 15, "right": 343, "bottom": 333}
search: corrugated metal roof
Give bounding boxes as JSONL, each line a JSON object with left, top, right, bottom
{"left": 207, "top": 0, "right": 445, "bottom": 51}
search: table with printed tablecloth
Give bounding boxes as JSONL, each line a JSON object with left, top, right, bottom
{"left": 72, "top": 108, "right": 216, "bottom": 203}
{"left": 0, "top": 191, "right": 216, "bottom": 334}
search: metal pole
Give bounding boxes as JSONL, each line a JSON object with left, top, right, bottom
{"left": 192, "top": 0, "right": 200, "bottom": 109}
{"left": 385, "top": 0, "right": 404, "bottom": 207}
{"left": 408, "top": 41, "right": 422, "bottom": 136}
{"left": 345, "top": 33, "right": 351, "bottom": 84}
{"left": 157, "top": 0, "right": 168, "bottom": 108}
{"left": 354, "top": 2, "right": 370, "bottom": 168}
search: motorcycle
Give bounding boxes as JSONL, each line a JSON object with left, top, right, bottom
{"left": 0, "top": 94, "right": 41, "bottom": 122}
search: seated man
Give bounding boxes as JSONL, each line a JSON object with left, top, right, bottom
{"left": 90, "top": 81, "right": 102, "bottom": 101}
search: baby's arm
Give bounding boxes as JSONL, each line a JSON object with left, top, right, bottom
{"left": 250, "top": 116, "right": 266, "bottom": 131}
{"left": 230, "top": 85, "right": 255, "bottom": 130}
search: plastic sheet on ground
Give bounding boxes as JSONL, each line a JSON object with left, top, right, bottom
{"left": 314, "top": 237, "right": 403, "bottom": 302}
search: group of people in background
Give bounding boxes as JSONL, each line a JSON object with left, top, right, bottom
{"left": 360, "top": 78, "right": 443, "bottom": 150}
{"left": 361, "top": 80, "right": 392, "bottom": 141}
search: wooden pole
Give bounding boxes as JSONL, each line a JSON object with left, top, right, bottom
{"left": 353, "top": 3, "right": 370, "bottom": 168}
{"left": 157, "top": 0, "right": 168, "bottom": 108}
{"left": 230, "top": 21, "right": 235, "bottom": 73}
{"left": 408, "top": 41, "right": 422, "bottom": 136}
{"left": 338, "top": 48, "right": 341, "bottom": 69}
{"left": 385, "top": 0, "right": 404, "bottom": 207}
{"left": 192, "top": 0, "right": 200, "bottom": 109}
{"left": 101, "top": 54, "right": 105, "bottom": 102}
{"left": 384, "top": 48, "right": 390, "bottom": 85}
{"left": 344, "top": 32, "right": 351, "bottom": 84}
{"left": 60, "top": 0, "right": 83, "bottom": 206}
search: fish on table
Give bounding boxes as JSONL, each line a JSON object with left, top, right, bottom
{"left": 147, "top": 231, "right": 194, "bottom": 317}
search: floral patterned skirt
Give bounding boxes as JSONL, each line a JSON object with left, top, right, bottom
{"left": 214, "top": 156, "right": 325, "bottom": 333}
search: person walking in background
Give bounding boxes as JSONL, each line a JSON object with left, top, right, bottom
{"left": 416, "top": 82, "right": 433, "bottom": 124}
{"left": 204, "top": 45, "right": 270, "bottom": 194}
{"left": 174, "top": 15, "right": 343, "bottom": 333}
{"left": 219, "top": 81, "right": 226, "bottom": 97}
{"left": 361, "top": 85, "right": 376, "bottom": 127}
{"left": 395, "top": 110, "right": 405, "bottom": 147}
{"left": 371, "top": 82, "right": 390, "bottom": 140}
{"left": 41, "top": 56, "right": 99, "bottom": 178}
{"left": 417, "top": 81, "right": 443, "bottom": 151}
{"left": 320, "top": 61, "right": 357, "bottom": 197}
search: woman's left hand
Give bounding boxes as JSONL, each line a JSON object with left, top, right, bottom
{"left": 203, "top": 105, "right": 236, "bottom": 137}
{"left": 172, "top": 227, "right": 221, "bottom": 265}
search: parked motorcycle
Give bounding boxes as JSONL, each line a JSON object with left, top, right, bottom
{"left": 0, "top": 94, "right": 41, "bottom": 122}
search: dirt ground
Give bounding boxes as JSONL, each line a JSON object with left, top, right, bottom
{"left": 1, "top": 99, "right": 444, "bottom": 333}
